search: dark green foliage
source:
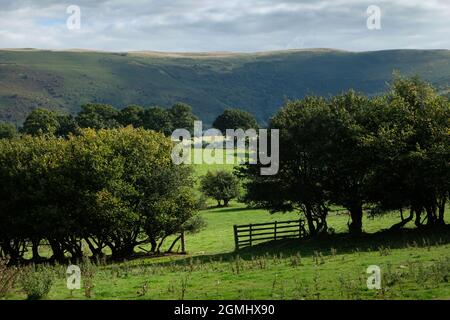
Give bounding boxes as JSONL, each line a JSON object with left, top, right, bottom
{"left": 22, "top": 108, "right": 60, "bottom": 136}
{"left": 239, "top": 75, "right": 449, "bottom": 235}
{"left": 117, "top": 105, "right": 144, "bottom": 127}
{"left": 366, "top": 75, "right": 450, "bottom": 228}
{"left": 142, "top": 106, "right": 173, "bottom": 135}
{"left": 0, "top": 127, "right": 199, "bottom": 262}
{"left": 0, "top": 122, "right": 18, "bottom": 139}
{"left": 213, "top": 108, "right": 259, "bottom": 133}
{"left": 56, "top": 114, "right": 78, "bottom": 137}
{"left": 200, "top": 171, "right": 240, "bottom": 207}
{"left": 169, "top": 103, "right": 198, "bottom": 133}
{"left": 238, "top": 96, "right": 332, "bottom": 235}
{"left": 76, "top": 103, "right": 120, "bottom": 129}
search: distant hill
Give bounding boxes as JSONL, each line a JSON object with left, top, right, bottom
{"left": 1, "top": 49, "right": 449, "bottom": 125}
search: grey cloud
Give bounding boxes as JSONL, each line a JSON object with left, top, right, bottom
{"left": 0, "top": 0, "right": 448, "bottom": 51}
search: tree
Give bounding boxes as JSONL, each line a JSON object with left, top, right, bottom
{"left": 0, "top": 127, "right": 199, "bottom": 262}
{"left": 65, "top": 127, "right": 197, "bottom": 259}
{"left": 319, "top": 91, "right": 377, "bottom": 234}
{"left": 239, "top": 92, "right": 381, "bottom": 235}
{"left": 56, "top": 114, "right": 78, "bottom": 137}
{"left": 22, "top": 108, "right": 60, "bottom": 136}
{"left": 116, "top": 105, "right": 144, "bottom": 128}
{"left": 200, "top": 171, "right": 240, "bottom": 207}
{"left": 237, "top": 97, "right": 331, "bottom": 236}
{"left": 142, "top": 107, "right": 173, "bottom": 135}
{"left": 366, "top": 76, "right": 450, "bottom": 228}
{"left": 0, "top": 135, "right": 68, "bottom": 263}
{"left": 76, "top": 103, "right": 119, "bottom": 129}
{"left": 169, "top": 103, "right": 198, "bottom": 133}
{"left": 212, "top": 108, "right": 259, "bottom": 133}
{"left": 0, "top": 123, "right": 18, "bottom": 139}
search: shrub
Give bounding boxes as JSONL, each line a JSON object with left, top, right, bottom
{"left": 19, "top": 265, "right": 54, "bottom": 300}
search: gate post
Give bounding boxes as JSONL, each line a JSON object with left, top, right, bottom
{"left": 274, "top": 221, "right": 278, "bottom": 241}
{"left": 233, "top": 225, "right": 239, "bottom": 251}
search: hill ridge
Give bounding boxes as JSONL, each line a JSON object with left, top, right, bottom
{"left": 0, "top": 49, "right": 449, "bottom": 125}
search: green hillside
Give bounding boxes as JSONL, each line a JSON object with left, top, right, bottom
{"left": 1, "top": 49, "right": 450, "bottom": 125}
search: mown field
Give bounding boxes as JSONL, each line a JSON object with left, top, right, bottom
{"left": 3, "top": 162, "right": 450, "bottom": 300}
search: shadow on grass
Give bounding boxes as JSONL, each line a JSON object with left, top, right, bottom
{"left": 143, "top": 224, "right": 450, "bottom": 267}
{"left": 206, "top": 206, "right": 257, "bottom": 214}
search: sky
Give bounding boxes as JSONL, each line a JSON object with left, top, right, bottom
{"left": 0, "top": 0, "right": 449, "bottom": 52}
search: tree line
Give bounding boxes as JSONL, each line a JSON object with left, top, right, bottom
{"left": 0, "top": 127, "right": 202, "bottom": 264}
{"left": 238, "top": 76, "right": 450, "bottom": 235}
{"left": 0, "top": 102, "right": 199, "bottom": 139}
{"left": 0, "top": 101, "right": 259, "bottom": 139}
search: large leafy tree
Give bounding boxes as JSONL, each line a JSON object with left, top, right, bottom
{"left": 367, "top": 76, "right": 450, "bottom": 228}
{"left": 116, "top": 105, "right": 144, "bottom": 128}
{"left": 76, "top": 103, "right": 120, "bottom": 129}
{"left": 239, "top": 92, "right": 379, "bottom": 235}
{"left": 142, "top": 107, "right": 173, "bottom": 135}
{"left": 22, "top": 108, "right": 60, "bottom": 136}
{"left": 238, "top": 97, "right": 331, "bottom": 236}
{"left": 319, "top": 91, "right": 378, "bottom": 234}
{"left": 213, "top": 108, "right": 259, "bottom": 133}
{"left": 0, "top": 122, "right": 18, "bottom": 139}
{"left": 0, "top": 135, "right": 68, "bottom": 262}
{"left": 169, "top": 103, "right": 198, "bottom": 133}
{"left": 0, "top": 127, "right": 199, "bottom": 262}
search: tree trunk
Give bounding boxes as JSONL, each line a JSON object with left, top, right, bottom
{"left": 85, "top": 238, "right": 104, "bottom": 259}
{"left": 390, "top": 208, "right": 414, "bottom": 230}
{"left": 156, "top": 236, "right": 168, "bottom": 253}
{"left": 167, "top": 235, "right": 182, "bottom": 253}
{"left": 304, "top": 205, "right": 317, "bottom": 236}
{"left": 31, "top": 239, "right": 41, "bottom": 262}
{"left": 348, "top": 205, "right": 363, "bottom": 234}
{"left": 415, "top": 208, "right": 422, "bottom": 228}
{"left": 149, "top": 238, "right": 157, "bottom": 253}
{"left": 49, "top": 239, "right": 66, "bottom": 263}
{"left": 437, "top": 198, "right": 446, "bottom": 225}
{"left": 111, "top": 245, "right": 135, "bottom": 260}
{"left": 425, "top": 205, "right": 437, "bottom": 226}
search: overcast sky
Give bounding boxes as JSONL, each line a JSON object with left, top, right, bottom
{"left": 0, "top": 0, "right": 449, "bottom": 52}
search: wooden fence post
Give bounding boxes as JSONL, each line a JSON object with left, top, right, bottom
{"left": 249, "top": 224, "right": 253, "bottom": 246}
{"left": 274, "top": 221, "right": 278, "bottom": 241}
{"left": 298, "top": 219, "right": 302, "bottom": 238}
{"left": 233, "top": 225, "right": 239, "bottom": 251}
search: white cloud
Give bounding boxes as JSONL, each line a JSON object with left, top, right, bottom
{"left": 0, "top": 0, "right": 448, "bottom": 51}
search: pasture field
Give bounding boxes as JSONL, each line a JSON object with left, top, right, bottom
{"left": 3, "top": 163, "right": 450, "bottom": 300}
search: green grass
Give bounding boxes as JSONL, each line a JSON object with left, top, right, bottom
{"left": 3, "top": 161, "right": 450, "bottom": 300}
{"left": 5, "top": 202, "right": 450, "bottom": 300}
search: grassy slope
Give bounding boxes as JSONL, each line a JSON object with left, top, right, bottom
{"left": 8, "top": 203, "right": 449, "bottom": 300}
{"left": 1, "top": 49, "right": 450, "bottom": 125}
{"left": 5, "top": 162, "right": 450, "bottom": 300}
